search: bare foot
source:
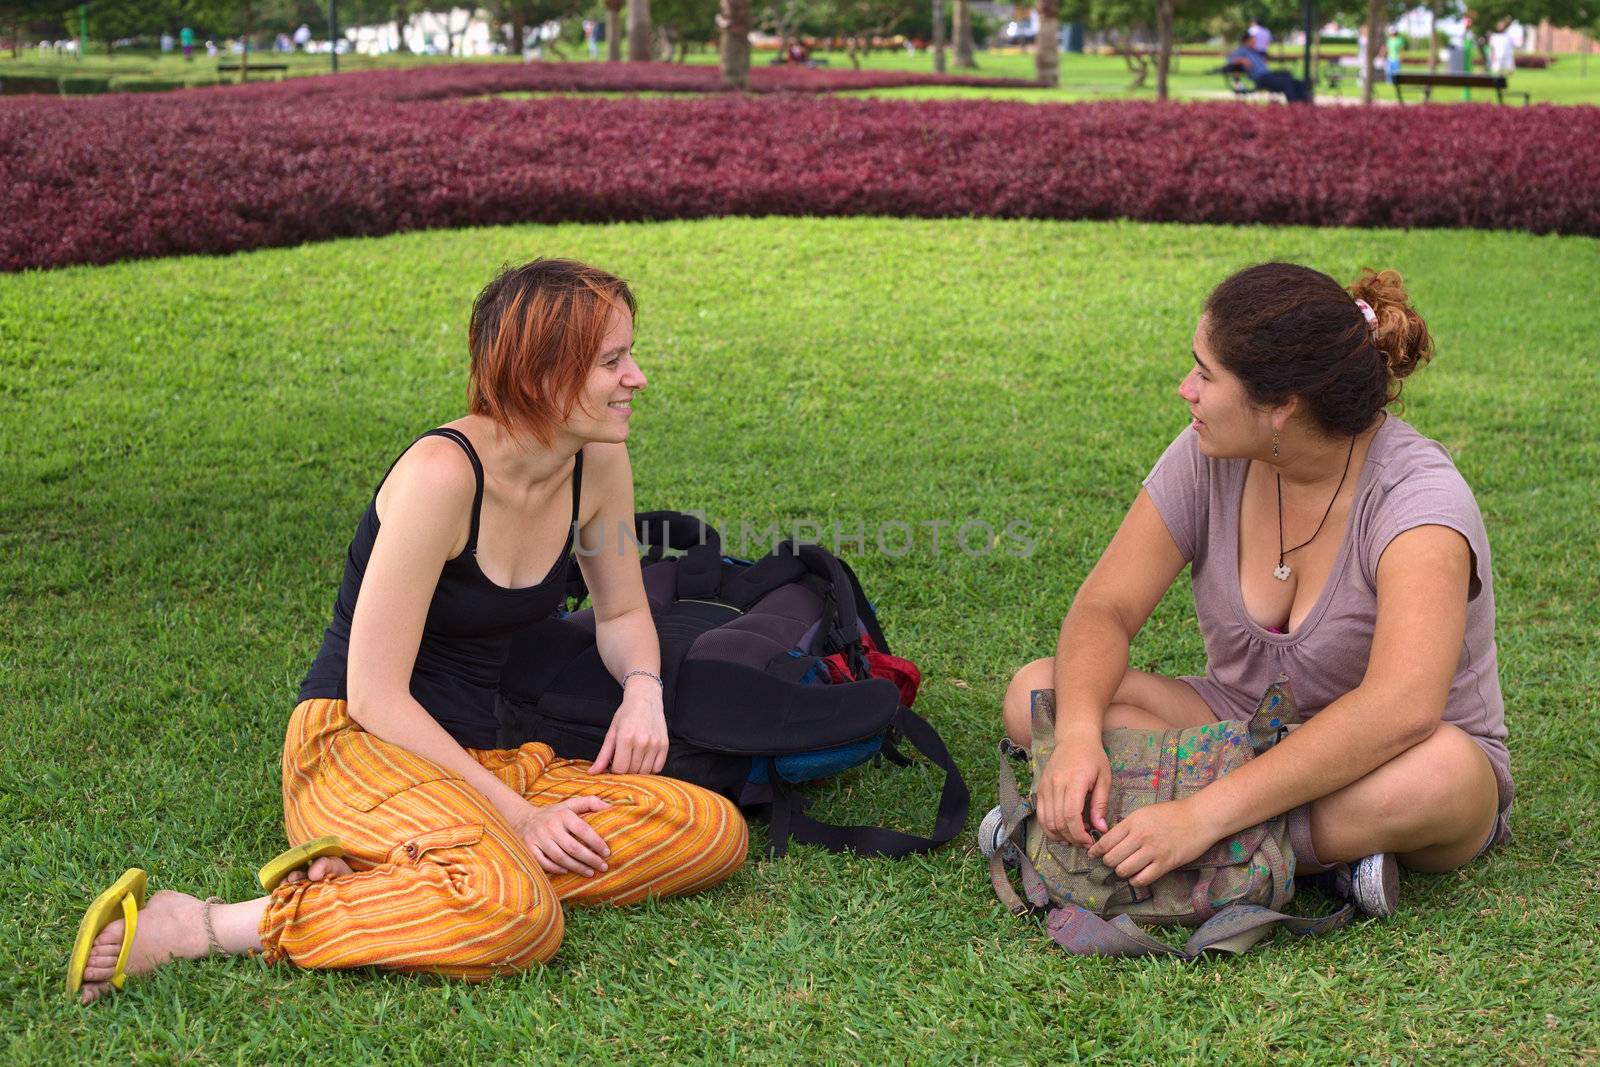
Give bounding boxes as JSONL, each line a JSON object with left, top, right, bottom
{"left": 78, "top": 891, "right": 209, "bottom": 1005}
{"left": 280, "top": 855, "right": 355, "bottom": 885}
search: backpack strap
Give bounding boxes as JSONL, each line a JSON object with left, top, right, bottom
{"left": 1043, "top": 899, "right": 1355, "bottom": 959}
{"left": 562, "top": 511, "right": 723, "bottom": 609}
{"left": 633, "top": 511, "right": 724, "bottom": 599}
{"left": 766, "top": 707, "right": 969, "bottom": 859}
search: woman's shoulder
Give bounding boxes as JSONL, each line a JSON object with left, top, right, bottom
{"left": 1364, "top": 416, "right": 1476, "bottom": 501}
{"left": 1355, "top": 416, "right": 1492, "bottom": 593}
{"left": 377, "top": 431, "right": 480, "bottom": 515}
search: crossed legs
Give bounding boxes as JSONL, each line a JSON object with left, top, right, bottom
{"left": 1002, "top": 657, "right": 1501, "bottom": 873}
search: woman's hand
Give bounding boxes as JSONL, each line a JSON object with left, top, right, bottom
{"left": 512, "top": 797, "right": 613, "bottom": 877}
{"left": 1036, "top": 730, "right": 1112, "bottom": 847}
{"left": 1088, "top": 797, "right": 1215, "bottom": 887}
{"left": 589, "top": 681, "right": 668, "bottom": 775}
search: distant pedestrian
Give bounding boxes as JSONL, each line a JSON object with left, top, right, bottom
{"left": 583, "top": 19, "right": 597, "bottom": 58}
{"left": 1385, "top": 29, "right": 1403, "bottom": 83}
{"left": 180, "top": 25, "right": 194, "bottom": 61}
{"left": 294, "top": 23, "right": 312, "bottom": 51}
{"left": 1487, "top": 27, "right": 1516, "bottom": 75}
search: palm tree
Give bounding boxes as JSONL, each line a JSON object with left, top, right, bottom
{"left": 952, "top": 0, "right": 974, "bottom": 67}
{"left": 628, "top": 0, "right": 653, "bottom": 60}
{"left": 1362, "top": 0, "right": 1383, "bottom": 104}
{"left": 719, "top": 0, "right": 750, "bottom": 87}
{"left": 1153, "top": 0, "right": 1173, "bottom": 100}
{"left": 605, "top": 0, "right": 623, "bottom": 59}
{"left": 1036, "top": 0, "right": 1059, "bottom": 85}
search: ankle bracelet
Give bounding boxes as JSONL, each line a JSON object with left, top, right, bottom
{"left": 202, "top": 896, "right": 226, "bottom": 956}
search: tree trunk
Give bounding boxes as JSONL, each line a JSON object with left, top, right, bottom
{"left": 931, "top": 0, "right": 945, "bottom": 72}
{"left": 627, "top": 0, "right": 652, "bottom": 61}
{"left": 391, "top": 5, "right": 411, "bottom": 53}
{"left": 1427, "top": 4, "right": 1437, "bottom": 72}
{"left": 1111, "top": 31, "right": 1148, "bottom": 87}
{"left": 509, "top": 15, "right": 526, "bottom": 57}
{"left": 1154, "top": 0, "right": 1172, "bottom": 100}
{"left": 1361, "top": 0, "right": 1382, "bottom": 104}
{"left": 240, "top": 1, "right": 253, "bottom": 77}
{"left": 447, "top": 9, "right": 464, "bottom": 56}
{"left": 605, "top": 0, "right": 622, "bottom": 60}
{"left": 1035, "top": 0, "right": 1058, "bottom": 85}
{"left": 952, "top": 0, "right": 974, "bottom": 67}
{"left": 719, "top": 0, "right": 751, "bottom": 88}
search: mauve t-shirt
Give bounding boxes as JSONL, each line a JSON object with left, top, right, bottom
{"left": 1142, "top": 414, "right": 1513, "bottom": 813}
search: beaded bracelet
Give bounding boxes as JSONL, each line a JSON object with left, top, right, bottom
{"left": 622, "top": 668, "right": 664, "bottom": 688}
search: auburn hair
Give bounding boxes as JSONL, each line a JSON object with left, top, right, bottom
{"left": 467, "top": 258, "right": 637, "bottom": 445}
{"left": 1204, "top": 262, "right": 1434, "bottom": 437}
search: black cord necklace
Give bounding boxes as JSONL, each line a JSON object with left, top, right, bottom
{"left": 1274, "top": 435, "right": 1357, "bottom": 581}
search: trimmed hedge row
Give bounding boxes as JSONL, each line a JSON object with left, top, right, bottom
{"left": 3, "top": 74, "right": 220, "bottom": 96}
{"left": 218, "top": 59, "right": 1040, "bottom": 101}
{"left": 3, "top": 90, "right": 1598, "bottom": 272}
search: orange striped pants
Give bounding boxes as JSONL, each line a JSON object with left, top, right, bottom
{"left": 258, "top": 698, "right": 748, "bottom": 978}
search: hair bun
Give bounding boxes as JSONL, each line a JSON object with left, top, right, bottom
{"left": 1349, "top": 267, "right": 1434, "bottom": 385}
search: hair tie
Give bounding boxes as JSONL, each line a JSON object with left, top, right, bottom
{"left": 1353, "top": 298, "right": 1378, "bottom": 327}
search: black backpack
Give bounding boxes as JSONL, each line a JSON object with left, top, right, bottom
{"left": 495, "top": 511, "right": 968, "bottom": 858}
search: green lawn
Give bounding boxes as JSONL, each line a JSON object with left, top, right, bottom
{"left": 2, "top": 217, "right": 1598, "bottom": 1061}
{"left": 6, "top": 44, "right": 1600, "bottom": 104}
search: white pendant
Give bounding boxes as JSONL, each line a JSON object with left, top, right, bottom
{"left": 1273, "top": 563, "right": 1292, "bottom": 581}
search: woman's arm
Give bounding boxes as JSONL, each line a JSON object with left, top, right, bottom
{"left": 571, "top": 443, "right": 668, "bottom": 776}
{"left": 346, "top": 441, "right": 612, "bottom": 877}
{"left": 1038, "top": 488, "right": 1188, "bottom": 845}
{"left": 1091, "top": 523, "right": 1471, "bottom": 885}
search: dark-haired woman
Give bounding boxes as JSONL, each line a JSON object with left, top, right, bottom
{"left": 68, "top": 260, "right": 747, "bottom": 1003}
{"left": 1001, "top": 264, "right": 1510, "bottom": 915}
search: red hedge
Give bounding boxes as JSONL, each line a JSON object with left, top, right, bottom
{"left": 4, "top": 85, "right": 1598, "bottom": 272}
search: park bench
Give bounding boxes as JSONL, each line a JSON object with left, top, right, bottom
{"left": 1214, "top": 64, "right": 1284, "bottom": 102}
{"left": 1391, "top": 72, "right": 1529, "bottom": 105}
{"left": 217, "top": 61, "right": 290, "bottom": 80}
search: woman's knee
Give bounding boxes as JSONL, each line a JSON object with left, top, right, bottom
{"left": 694, "top": 791, "right": 749, "bottom": 885}
{"left": 420, "top": 827, "right": 567, "bottom": 969}
{"left": 1393, "top": 724, "right": 1500, "bottom": 870}
{"left": 1003, "top": 657, "right": 1054, "bottom": 744}
{"left": 1313, "top": 721, "right": 1499, "bottom": 869}
{"left": 619, "top": 778, "right": 749, "bottom": 894}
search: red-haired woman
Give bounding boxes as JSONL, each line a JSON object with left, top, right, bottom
{"left": 996, "top": 263, "right": 1510, "bottom": 916}
{"left": 68, "top": 260, "right": 748, "bottom": 1003}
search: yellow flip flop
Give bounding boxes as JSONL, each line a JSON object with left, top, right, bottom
{"left": 258, "top": 835, "right": 346, "bottom": 892}
{"left": 66, "top": 868, "right": 147, "bottom": 998}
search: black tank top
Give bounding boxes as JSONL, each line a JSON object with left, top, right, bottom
{"left": 298, "top": 428, "right": 582, "bottom": 748}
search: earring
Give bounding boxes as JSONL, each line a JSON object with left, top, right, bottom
{"left": 1272, "top": 431, "right": 1280, "bottom": 459}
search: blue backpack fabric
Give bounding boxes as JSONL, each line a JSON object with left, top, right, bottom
{"left": 495, "top": 512, "right": 968, "bottom": 858}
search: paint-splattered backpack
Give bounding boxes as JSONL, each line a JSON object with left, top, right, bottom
{"left": 987, "top": 680, "right": 1354, "bottom": 958}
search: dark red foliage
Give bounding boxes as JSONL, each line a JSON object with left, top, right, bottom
{"left": 4, "top": 83, "right": 1599, "bottom": 272}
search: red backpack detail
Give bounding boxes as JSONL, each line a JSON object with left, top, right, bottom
{"left": 824, "top": 633, "right": 921, "bottom": 709}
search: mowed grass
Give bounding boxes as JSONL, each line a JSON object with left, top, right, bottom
{"left": 2, "top": 217, "right": 1598, "bottom": 1062}
{"left": 7, "top": 45, "right": 1600, "bottom": 104}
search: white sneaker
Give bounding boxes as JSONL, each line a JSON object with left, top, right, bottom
{"left": 1349, "top": 853, "right": 1399, "bottom": 918}
{"left": 977, "top": 805, "right": 1022, "bottom": 867}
